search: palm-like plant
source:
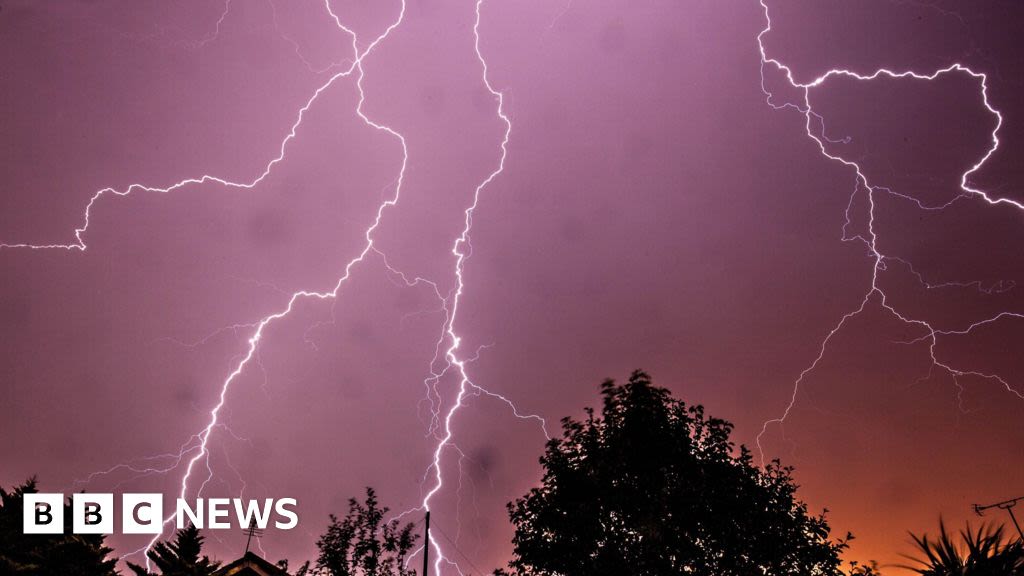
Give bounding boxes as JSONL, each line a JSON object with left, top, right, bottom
{"left": 901, "top": 520, "right": 1024, "bottom": 576}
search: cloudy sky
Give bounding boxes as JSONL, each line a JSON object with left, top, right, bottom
{"left": 2, "top": 0, "right": 1024, "bottom": 571}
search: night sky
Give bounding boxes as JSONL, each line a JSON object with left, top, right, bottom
{"left": 2, "top": 0, "right": 1024, "bottom": 572}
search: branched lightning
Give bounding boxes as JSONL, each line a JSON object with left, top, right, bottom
{"left": 2, "top": 0, "right": 550, "bottom": 572}
{"left": 756, "top": 0, "right": 1024, "bottom": 464}
{"left": 126, "top": 1, "right": 413, "bottom": 561}
{"left": 0, "top": 1, "right": 389, "bottom": 252}
{"left": 11, "top": 0, "right": 1021, "bottom": 570}
{"left": 408, "top": 1, "right": 549, "bottom": 572}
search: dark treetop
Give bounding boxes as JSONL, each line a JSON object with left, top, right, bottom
{"left": 504, "top": 371, "right": 856, "bottom": 576}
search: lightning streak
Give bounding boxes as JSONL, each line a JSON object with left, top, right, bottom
{"left": 132, "top": 1, "right": 413, "bottom": 563}
{"left": 0, "top": 1, "right": 393, "bottom": 252}
{"left": 416, "top": 1, "right": 549, "bottom": 572}
{"left": 2, "top": 0, "right": 550, "bottom": 571}
{"left": 755, "top": 1, "right": 1024, "bottom": 464}
{"left": 3, "top": 0, "right": 409, "bottom": 564}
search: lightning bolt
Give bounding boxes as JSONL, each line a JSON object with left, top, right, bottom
{"left": 2, "top": 0, "right": 550, "bottom": 572}
{"left": 126, "top": 0, "right": 413, "bottom": 563}
{"left": 394, "top": 1, "right": 550, "bottom": 573}
{"left": 415, "top": 0, "right": 515, "bottom": 570}
{"left": 755, "top": 0, "right": 1024, "bottom": 465}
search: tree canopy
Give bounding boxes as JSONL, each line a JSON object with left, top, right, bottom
{"left": 504, "top": 371, "right": 859, "bottom": 576}
{"left": 0, "top": 478, "right": 119, "bottom": 576}
{"left": 311, "top": 487, "right": 419, "bottom": 576}
{"left": 127, "top": 524, "right": 221, "bottom": 576}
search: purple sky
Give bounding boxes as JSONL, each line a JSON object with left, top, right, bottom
{"left": 3, "top": 0, "right": 1024, "bottom": 572}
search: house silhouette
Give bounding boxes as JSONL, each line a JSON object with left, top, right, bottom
{"left": 211, "top": 551, "right": 290, "bottom": 576}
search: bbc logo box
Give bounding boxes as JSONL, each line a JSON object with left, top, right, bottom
{"left": 23, "top": 493, "right": 164, "bottom": 535}
{"left": 22, "top": 493, "right": 297, "bottom": 534}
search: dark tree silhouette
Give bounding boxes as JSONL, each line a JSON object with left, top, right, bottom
{"left": 281, "top": 558, "right": 312, "bottom": 575}
{"left": 503, "top": 371, "right": 862, "bottom": 576}
{"left": 848, "top": 561, "right": 883, "bottom": 576}
{"left": 127, "top": 524, "right": 221, "bottom": 576}
{"left": 312, "top": 487, "right": 419, "bottom": 576}
{"left": 0, "top": 478, "right": 119, "bottom": 576}
{"left": 900, "top": 520, "right": 1024, "bottom": 575}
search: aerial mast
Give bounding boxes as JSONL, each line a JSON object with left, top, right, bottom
{"left": 422, "top": 511, "right": 431, "bottom": 576}
{"left": 243, "top": 518, "right": 265, "bottom": 555}
{"left": 974, "top": 495, "right": 1024, "bottom": 541}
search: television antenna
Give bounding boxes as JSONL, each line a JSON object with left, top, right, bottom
{"left": 242, "top": 518, "right": 265, "bottom": 554}
{"left": 974, "top": 495, "right": 1024, "bottom": 541}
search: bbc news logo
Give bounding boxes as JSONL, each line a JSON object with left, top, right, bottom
{"left": 23, "top": 494, "right": 298, "bottom": 535}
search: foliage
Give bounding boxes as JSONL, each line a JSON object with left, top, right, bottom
{"left": 283, "top": 558, "right": 312, "bottom": 575}
{"left": 900, "top": 519, "right": 1024, "bottom": 575}
{"left": 504, "top": 370, "right": 859, "bottom": 576}
{"left": 312, "top": 487, "right": 419, "bottom": 576}
{"left": 0, "top": 477, "right": 119, "bottom": 576}
{"left": 848, "top": 561, "right": 883, "bottom": 575}
{"left": 127, "top": 524, "right": 221, "bottom": 576}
